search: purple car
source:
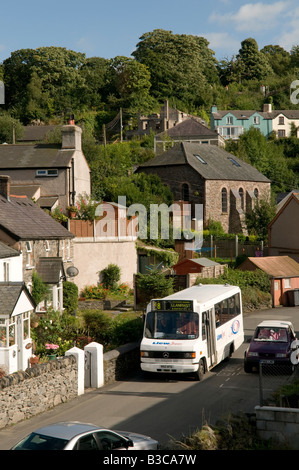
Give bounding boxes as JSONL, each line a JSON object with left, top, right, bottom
{"left": 244, "top": 320, "right": 298, "bottom": 373}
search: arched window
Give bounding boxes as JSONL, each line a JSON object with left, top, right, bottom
{"left": 254, "top": 188, "right": 259, "bottom": 199}
{"left": 239, "top": 188, "right": 244, "bottom": 210}
{"left": 182, "top": 184, "right": 189, "bottom": 201}
{"left": 221, "top": 188, "right": 228, "bottom": 213}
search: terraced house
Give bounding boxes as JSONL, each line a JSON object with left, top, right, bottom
{"left": 210, "top": 104, "right": 299, "bottom": 140}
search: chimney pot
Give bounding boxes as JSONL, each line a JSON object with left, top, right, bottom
{"left": 0, "top": 175, "right": 11, "bottom": 200}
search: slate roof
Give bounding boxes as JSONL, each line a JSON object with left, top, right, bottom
{"left": 18, "top": 125, "right": 59, "bottom": 142}
{"left": 138, "top": 142, "right": 270, "bottom": 183}
{"left": 0, "top": 282, "right": 35, "bottom": 315}
{"left": 0, "top": 241, "right": 20, "bottom": 258}
{"left": 212, "top": 109, "right": 299, "bottom": 121}
{"left": 0, "top": 194, "right": 74, "bottom": 240}
{"left": 0, "top": 144, "right": 74, "bottom": 169}
{"left": 155, "top": 118, "right": 219, "bottom": 139}
{"left": 37, "top": 257, "right": 65, "bottom": 284}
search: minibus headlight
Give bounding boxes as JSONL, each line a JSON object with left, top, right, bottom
{"left": 141, "top": 351, "right": 149, "bottom": 357}
{"left": 184, "top": 352, "right": 196, "bottom": 359}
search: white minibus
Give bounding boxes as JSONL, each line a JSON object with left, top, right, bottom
{"left": 140, "top": 284, "right": 244, "bottom": 380}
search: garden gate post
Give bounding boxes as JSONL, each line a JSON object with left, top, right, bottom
{"left": 65, "top": 346, "right": 85, "bottom": 396}
{"left": 84, "top": 342, "right": 104, "bottom": 389}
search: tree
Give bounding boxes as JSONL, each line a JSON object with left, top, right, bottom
{"left": 3, "top": 47, "right": 87, "bottom": 121}
{"left": 0, "top": 113, "right": 23, "bottom": 143}
{"left": 107, "top": 56, "right": 157, "bottom": 113}
{"left": 236, "top": 38, "right": 273, "bottom": 82}
{"left": 245, "top": 198, "right": 276, "bottom": 241}
{"left": 132, "top": 29, "right": 219, "bottom": 108}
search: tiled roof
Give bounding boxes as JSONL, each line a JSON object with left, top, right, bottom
{"left": 0, "top": 194, "right": 74, "bottom": 240}
{"left": 0, "top": 144, "right": 74, "bottom": 168}
{"left": 37, "top": 257, "right": 65, "bottom": 284}
{"left": 212, "top": 109, "right": 299, "bottom": 120}
{"left": 246, "top": 256, "right": 299, "bottom": 277}
{"left": 0, "top": 282, "right": 35, "bottom": 315}
{"left": 0, "top": 241, "right": 20, "bottom": 258}
{"left": 138, "top": 142, "right": 270, "bottom": 183}
{"left": 155, "top": 118, "right": 219, "bottom": 139}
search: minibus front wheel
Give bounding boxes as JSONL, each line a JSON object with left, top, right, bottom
{"left": 194, "top": 359, "right": 205, "bottom": 381}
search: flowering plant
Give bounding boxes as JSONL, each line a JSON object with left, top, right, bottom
{"left": 45, "top": 343, "right": 59, "bottom": 355}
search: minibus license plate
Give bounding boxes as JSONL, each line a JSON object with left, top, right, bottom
{"left": 161, "top": 365, "right": 173, "bottom": 369}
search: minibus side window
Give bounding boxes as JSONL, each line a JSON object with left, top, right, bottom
{"left": 202, "top": 312, "right": 206, "bottom": 340}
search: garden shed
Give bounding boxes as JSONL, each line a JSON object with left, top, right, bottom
{"left": 172, "top": 257, "right": 221, "bottom": 275}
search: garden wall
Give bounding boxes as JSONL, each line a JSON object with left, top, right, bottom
{"left": 103, "top": 341, "right": 140, "bottom": 385}
{"left": 0, "top": 355, "right": 77, "bottom": 429}
{"left": 255, "top": 405, "right": 299, "bottom": 449}
{"left": 0, "top": 342, "right": 141, "bottom": 430}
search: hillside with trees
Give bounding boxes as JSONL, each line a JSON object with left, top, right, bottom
{"left": 1, "top": 29, "right": 299, "bottom": 222}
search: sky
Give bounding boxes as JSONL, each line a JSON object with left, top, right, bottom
{"left": 0, "top": 0, "right": 299, "bottom": 63}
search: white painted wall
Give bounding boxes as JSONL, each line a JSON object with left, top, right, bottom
{"left": 73, "top": 240, "right": 138, "bottom": 293}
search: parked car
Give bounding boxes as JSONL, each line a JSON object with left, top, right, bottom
{"left": 244, "top": 320, "right": 298, "bottom": 373}
{"left": 11, "top": 421, "right": 159, "bottom": 450}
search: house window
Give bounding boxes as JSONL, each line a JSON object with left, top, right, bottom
{"left": 182, "top": 184, "right": 189, "bottom": 201}
{"left": 254, "top": 188, "right": 259, "bottom": 199}
{"left": 36, "top": 169, "right": 58, "bottom": 177}
{"left": 221, "top": 188, "right": 228, "bottom": 213}
{"left": 239, "top": 188, "right": 244, "bottom": 210}
{"left": 26, "top": 241, "right": 32, "bottom": 267}
{"left": 3, "top": 262, "right": 9, "bottom": 281}
{"left": 279, "top": 116, "right": 284, "bottom": 125}
{"left": 194, "top": 154, "right": 207, "bottom": 164}
{"left": 278, "top": 130, "right": 285, "bottom": 137}
{"left": 228, "top": 157, "right": 241, "bottom": 167}
{"left": 253, "top": 116, "right": 260, "bottom": 125}
{"left": 23, "top": 312, "right": 30, "bottom": 340}
{"left": 44, "top": 240, "right": 50, "bottom": 252}
{"left": 284, "top": 279, "right": 291, "bottom": 289}
{"left": 226, "top": 116, "right": 233, "bottom": 125}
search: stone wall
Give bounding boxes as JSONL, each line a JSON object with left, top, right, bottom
{"left": 255, "top": 405, "right": 299, "bottom": 449}
{"left": 0, "top": 355, "right": 77, "bottom": 429}
{"left": 103, "top": 342, "right": 140, "bottom": 385}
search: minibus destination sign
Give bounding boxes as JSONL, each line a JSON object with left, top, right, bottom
{"left": 152, "top": 300, "right": 193, "bottom": 311}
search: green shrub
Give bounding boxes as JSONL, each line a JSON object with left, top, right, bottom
{"left": 31, "top": 271, "right": 48, "bottom": 305}
{"left": 63, "top": 281, "right": 78, "bottom": 314}
{"left": 135, "top": 271, "right": 174, "bottom": 306}
{"left": 101, "top": 264, "right": 121, "bottom": 290}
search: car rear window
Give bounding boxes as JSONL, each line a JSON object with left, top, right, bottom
{"left": 12, "top": 432, "right": 68, "bottom": 450}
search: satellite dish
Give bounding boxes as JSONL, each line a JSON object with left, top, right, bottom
{"left": 66, "top": 266, "right": 79, "bottom": 278}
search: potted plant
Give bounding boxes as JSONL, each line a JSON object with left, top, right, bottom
{"left": 67, "top": 205, "right": 78, "bottom": 219}
{"left": 29, "top": 355, "right": 39, "bottom": 366}
{"left": 45, "top": 343, "right": 59, "bottom": 360}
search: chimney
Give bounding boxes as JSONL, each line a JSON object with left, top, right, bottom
{"left": 61, "top": 118, "right": 82, "bottom": 151}
{"left": 263, "top": 103, "right": 272, "bottom": 113}
{"left": 0, "top": 175, "right": 11, "bottom": 200}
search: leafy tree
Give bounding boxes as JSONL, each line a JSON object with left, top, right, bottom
{"left": 0, "top": 113, "right": 23, "bottom": 143}
{"left": 107, "top": 56, "right": 157, "bottom": 113}
{"left": 245, "top": 198, "right": 276, "bottom": 242}
{"left": 135, "top": 271, "right": 174, "bottom": 306}
{"left": 132, "top": 29, "right": 219, "bottom": 108}
{"left": 3, "top": 47, "right": 87, "bottom": 121}
{"left": 236, "top": 38, "right": 273, "bottom": 82}
{"left": 261, "top": 45, "right": 291, "bottom": 76}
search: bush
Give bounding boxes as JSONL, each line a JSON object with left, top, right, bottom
{"left": 101, "top": 264, "right": 121, "bottom": 290}
{"left": 135, "top": 271, "right": 174, "bottom": 306}
{"left": 63, "top": 281, "right": 78, "bottom": 314}
{"left": 31, "top": 271, "right": 48, "bottom": 305}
